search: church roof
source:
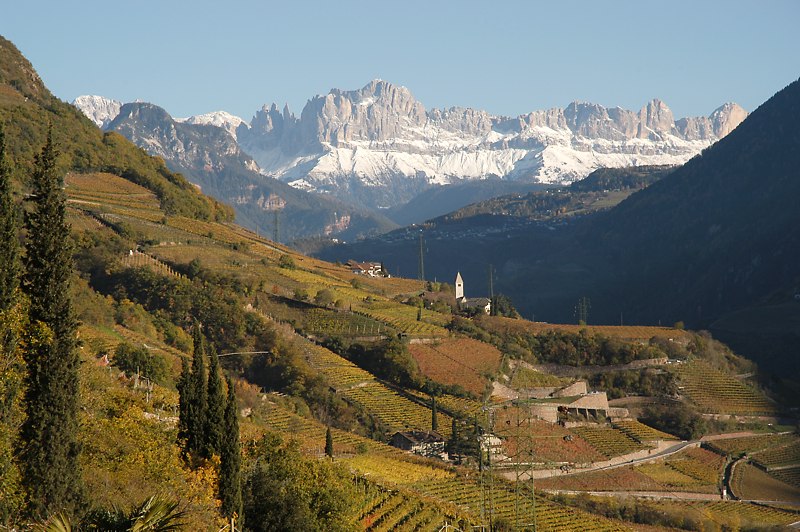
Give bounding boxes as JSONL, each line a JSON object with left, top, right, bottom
{"left": 462, "top": 297, "right": 491, "bottom": 307}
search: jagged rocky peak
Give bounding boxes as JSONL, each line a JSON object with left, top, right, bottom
{"left": 710, "top": 102, "right": 748, "bottom": 137}
{"left": 300, "top": 79, "right": 427, "bottom": 145}
{"left": 112, "top": 101, "right": 176, "bottom": 129}
{"left": 565, "top": 101, "right": 615, "bottom": 138}
{"left": 638, "top": 99, "right": 676, "bottom": 139}
{"left": 72, "top": 95, "right": 123, "bottom": 128}
{"left": 181, "top": 110, "right": 248, "bottom": 140}
{"left": 428, "top": 106, "right": 495, "bottom": 136}
{"left": 675, "top": 102, "right": 747, "bottom": 140}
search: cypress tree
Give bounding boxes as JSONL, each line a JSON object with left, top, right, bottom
{"left": 204, "top": 344, "right": 225, "bottom": 457}
{"left": 219, "top": 377, "right": 242, "bottom": 522}
{"left": 187, "top": 323, "right": 208, "bottom": 456}
{"left": 19, "top": 129, "right": 83, "bottom": 518}
{"left": 431, "top": 396, "right": 438, "bottom": 432}
{"left": 0, "top": 125, "right": 19, "bottom": 312}
{"left": 325, "top": 426, "right": 334, "bottom": 459}
{"left": 447, "top": 417, "right": 460, "bottom": 461}
{"left": 176, "top": 356, "right": 193, "bottom": 447}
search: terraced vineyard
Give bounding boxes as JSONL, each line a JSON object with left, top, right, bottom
{"left": 357, "top": 485, "right": 468, "bottom": 531}
{"left": 509, "top": 363, "right": 570, "bottom": 389}
{"left": 66, "top": 172, "right": 162, "bottom": 215}
{"left": 118, "top": 250, "right": 185, "bottom": 279}
{"left": 570, "top": 426, "right": 648, "bottom": 458}
{"left": 415, "top": 477, "right": 628, "bottom": 531}
{"left": 481, "top": 316, "right": 691, "bottom": 342}
{"left": 705, "top": 433, "right": 798, "bottom": 456}
{"left": 492, "top": 415, "right": 605, "bottom": 465}
{"left": 652, "top": 500, "right": 800, "bottom": 528}
{"left": 260, "top": 406, "right": 472, "bottom": 529}
{"left": 612, "top": 420, "right": 678, "bottom": 442}
{"left": 66, "top": 207, "right": 102, "bottom": 232}
{"left": 772, "top": 466, "right": 800, "bottom": 488}
{"left": 303, "top": 308, "right": 390, "bottom": 337}
{"left": 538, "top": 465, "right": 664, "bottom": 492}
{"left": 355, "top": 302, "right": 450, "bottom": 337}
{"left": 341, "top": 382, "right": 453, "bottom": 438}
{"left": 409, "top": 338, "right": 502, "bottom": 395}
{"left": 301, "top": 341, "right": 375, "bottom": 390}
{"left": 262, "top": 405, "right": 637, "bottom": 530}
{"left": 405, "top": 390, "right": 484, "bottom": 418}
{"left": 751, "top": 439, "right": 800, "bottom": 470}
{"left": 539, "top": 445, "right": 723, "bottom": 494}
{"left": 666, "top": 447, "right": 725, "bottom": 485}
{"left": 672, "top": 359, "right": 777, "bottom": 415}
{"left": 634, "top": 462, "right": 713, "bottom": 491}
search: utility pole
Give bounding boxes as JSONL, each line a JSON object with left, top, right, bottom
{"left": 488, "top": 264, "right": 495, "bottom": 316}
{"left": 418, "top": 231, "right": 425, "bottom": 281}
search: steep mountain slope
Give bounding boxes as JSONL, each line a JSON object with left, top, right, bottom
{"left": 95, "top": 101, "right": 396, "bottom": 242}
{"left": 239, "top": 80, "right": 746, "bottom": 208}
{"left": 384, "top": 179, "right": 551, "bottom": 226}
{"left": 581, "top": 77, "right": 800, "bottom": 370}
{"left": 319, "top": 80, "right": 800, "bottom": 373}
{"left": 0, "top": 36, "right": 230, "bottom": 222}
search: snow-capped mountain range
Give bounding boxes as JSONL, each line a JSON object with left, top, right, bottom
{"left": 73, "top": 80, "right": 746, "bottom": 209}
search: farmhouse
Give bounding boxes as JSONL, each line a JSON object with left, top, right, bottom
{"left": 347, "top": 260, "right": 384, "bottom": 277}
{"left": 454, "top": 272, "right": 492, "bottom": 315}
{"left": 389, "top": 430, "right": 446, "bottom": 458}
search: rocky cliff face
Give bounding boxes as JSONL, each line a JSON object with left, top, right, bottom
{"left": 107, "top": 103, "right": 257, "bottom": 175}
{"left": 74, "top": 80, "right": 747, "bottom": 210}
{"left": 79, "top": 100, "right": 396, "bottom": 241}
{"left": 73, "top": 95, "right": 122, "bottom": 128}
{"left": 234, "top": 80, "right": 746, "bottom": 208}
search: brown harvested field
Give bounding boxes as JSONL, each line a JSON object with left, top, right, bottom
{"left": 538, "top": 465, "right": 662, "bottom": 492}
{"left": 732, "top": 462, "right": 800, "bottom": 502}
{"left": 492, "top": 415, "right": 605, "bottom": 464}
{"left": 480, "top": 315, "right": 692, "bottom": 342}
{"left": 409, "top": 337, "right": 501, "bottom": 395}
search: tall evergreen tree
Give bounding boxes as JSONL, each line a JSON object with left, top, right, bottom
{"left": 219, "top": 377, "right": 242, "bottom": 522}
{"left": 204, "top": 344, "right": 225, "bottom": 457}
{"left": 19, "top": 129, "right": 83, "bottom": 518}
{"left": 187, "top": 323, "right": 208, "bottom": 456}
{"left": 325, "top": 427, "right": 334, "bottom": 459}
{"left": 0, "top": 125, "right": 19, "bottom": 312}
{"left": 431, "top": 396, "right": 438, "bottom": 432}
{"left": 176, "top": 356, "right": 193, "bottom": 447}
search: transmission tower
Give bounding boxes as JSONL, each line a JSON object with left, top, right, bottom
{"left": 273, "top": 209, "right": 280, "bottom": 243}
{"left": 480, "top": 398, "right": 568, "bottom": 530}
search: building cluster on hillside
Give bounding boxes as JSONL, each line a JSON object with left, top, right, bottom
{"left": 347, "top": 259, "right": 386, "bottom": 277}
{"left": 389, "top": 430, "right": 446, "bottom": 459}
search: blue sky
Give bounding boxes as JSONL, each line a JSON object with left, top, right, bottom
{"left": 3, "top": 1, "right": 799, "bottom": 121}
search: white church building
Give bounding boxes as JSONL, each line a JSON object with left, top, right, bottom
{"left": 455, "top": 272, "right": 492, "bottom": 315}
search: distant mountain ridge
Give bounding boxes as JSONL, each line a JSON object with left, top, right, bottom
{"left": 95, "top": 100, "right": 396, "bottom": 241}
{"left": 319, "top": 78, "right": 800, "bottom": 374}
{"left": 74, "top": 81, "right": 746, "bottom": 210}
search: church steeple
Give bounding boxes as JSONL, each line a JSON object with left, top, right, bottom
{"left": 455, "top": 272, "right": 464, "bottom": 300}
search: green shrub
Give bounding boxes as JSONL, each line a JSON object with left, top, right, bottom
{"left": 113, "top": 343, "right": 170, "bottom": 385}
